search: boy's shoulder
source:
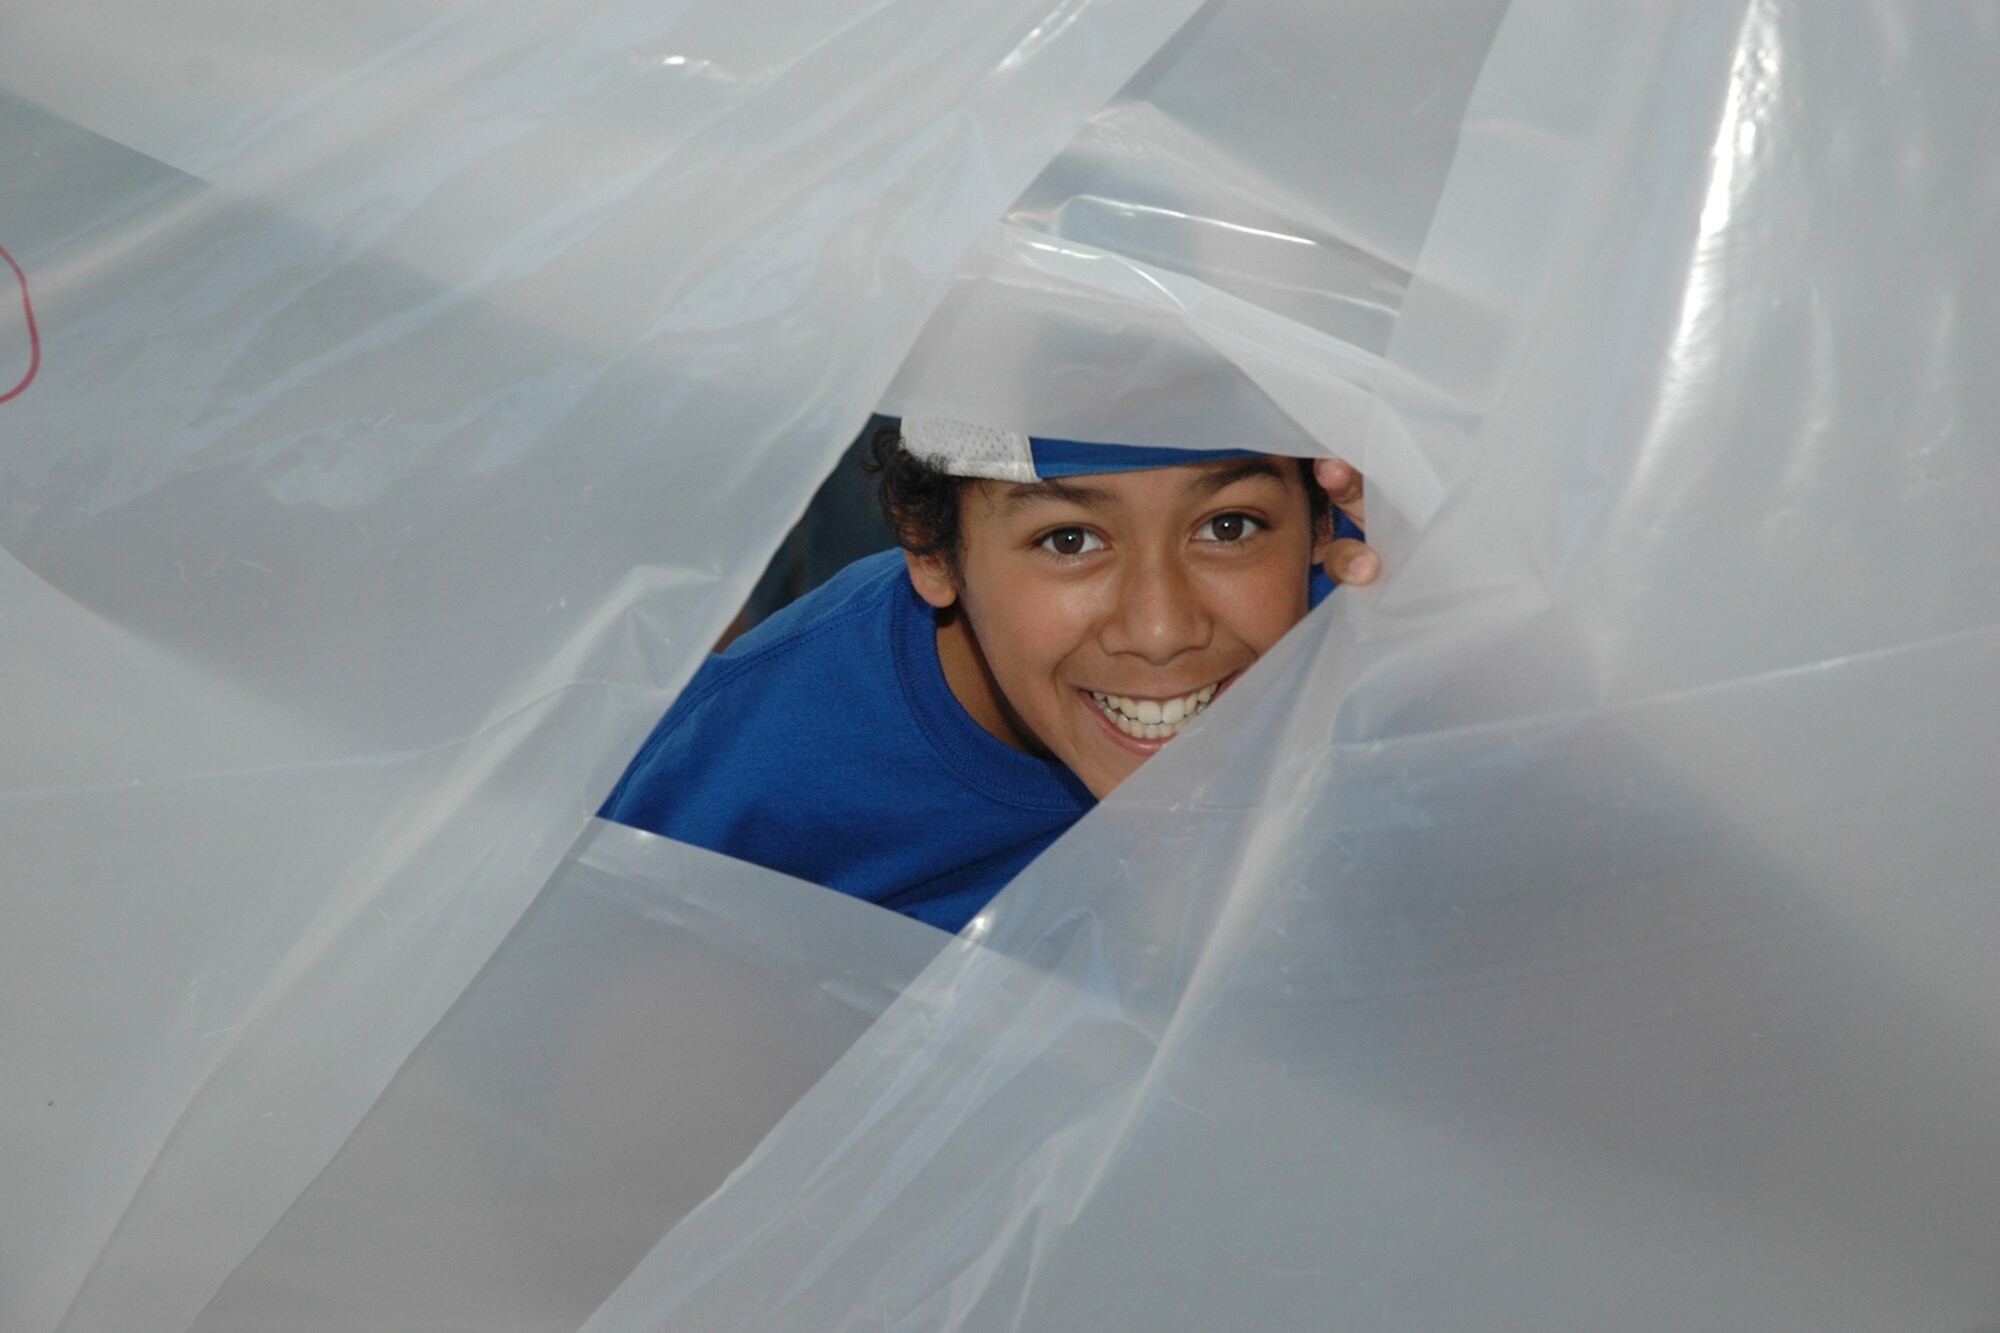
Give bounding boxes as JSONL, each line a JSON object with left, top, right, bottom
{"left": 716, "top": 548, "right": 905, "bottom": 663}
{"left": 674, "top": 548, "right": 909, "bottom": 713}
{"left": 597, "top": 545, "right": 1087, "bottom": 933}
{"left": 600, "top": 549, "right": 916, "bottom": 815}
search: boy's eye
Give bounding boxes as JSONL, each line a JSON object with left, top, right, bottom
{"left": 1196, "top": 512, "right": 1264, "bottom": 543}
{"left": 1037, "top": 527, "right": 1104, "bottom": 557}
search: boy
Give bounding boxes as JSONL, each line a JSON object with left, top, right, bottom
{"left": 600, "top": 419, "right": 1374, "bottom": 932}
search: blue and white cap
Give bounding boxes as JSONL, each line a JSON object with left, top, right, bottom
{"left": 901, "top": 417, "right": 1260, "bottom": 483}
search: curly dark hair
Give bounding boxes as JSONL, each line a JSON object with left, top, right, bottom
{"left": 866, "top": 420, "right": 1331, "bottom": 574}
{"left": 865, "top": 420, "right": 971, "bottom": 566}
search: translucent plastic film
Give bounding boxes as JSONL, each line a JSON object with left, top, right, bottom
{"left": 884, "top": 0, "right": 1507, "bottom": 527}
{"left": 0, "top": 3, "right": 1201, "bottom": 1328}
{"left": 3, "top": 1, "right": 1996, "bottom": 1331}
{"left": 592, "top": 2, "right": 2000, "bottom": 1329}
{"left": 184, "top": 821, "right": 945, "bottom": 1332}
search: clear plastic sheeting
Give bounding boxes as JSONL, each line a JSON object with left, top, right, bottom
{"left": 3, "top": 3, "right": 1997, "bottom": 1333}
{"left": 185, "top": 822, "right": 945, "bottom": 1332}
{"left": 885, "top": 0, "right": 1507, "bottom": 528}
{"left": 594, "top": 2, "right": 2000, "bottom": 1330}
{"left": 0, "top": 1, "right": 1202, "bottom": 1328}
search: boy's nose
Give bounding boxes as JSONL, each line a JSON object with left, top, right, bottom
{"left": 1100, "top": 553, "right": 1212, "bottom": 665}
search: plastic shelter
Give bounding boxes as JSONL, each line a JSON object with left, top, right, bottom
{"left": 4, "top": 1, "right": 1997, "bottom": 1329}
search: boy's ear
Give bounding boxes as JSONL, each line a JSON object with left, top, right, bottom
{"left": 904, "top": 549, "right": 960, "bottom": 609}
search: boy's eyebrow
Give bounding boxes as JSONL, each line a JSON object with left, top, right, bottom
{"left": 998, "top": 458, "right": 1291, "bottom": 512}
{"left": 1182, "top": 457, "right": 1291, "bottom": 496}
{"left": 999, "top": 477, "right": 1117, "bottom": 510}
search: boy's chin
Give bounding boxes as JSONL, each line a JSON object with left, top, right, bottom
{"left": 1072, "top": 740, "right": 1160, "bottom": 800}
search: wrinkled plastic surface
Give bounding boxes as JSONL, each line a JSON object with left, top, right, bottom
{"left": 186, "top": 821, "right": 945, "bottom": 1331}
{"left": 5, "top": 1, "right": 1999, "bottom": 1331}
{"left": 0, "top": 2, "right": 1201, "bottom": 1327}
{"left": 884, "top": 0, "right": 1507, "bottom": 529}
{"left": 598, "top": 2, "right": 2000, "bottom": 1328}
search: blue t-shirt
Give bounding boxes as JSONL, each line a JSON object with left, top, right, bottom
{"left": 600, "top": 550, "right": 1096, "bottom": 932}
{"left": 603, "top": 535, "right": 1347, "bottom": 934}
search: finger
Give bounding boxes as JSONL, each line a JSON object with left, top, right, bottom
{"left": 1324, "top": 537, "right": 1379, "bottom": 586}
{"left": 1314, "top": 456, "right": 1365, "bottom": 527}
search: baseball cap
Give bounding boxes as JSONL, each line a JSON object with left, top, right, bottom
{"left": 899, "top": 417, "right": 1260, "bottom": 483}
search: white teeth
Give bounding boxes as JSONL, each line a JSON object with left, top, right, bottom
{"left": 1089, "top": 681, "right": 1224, "bottom": 741}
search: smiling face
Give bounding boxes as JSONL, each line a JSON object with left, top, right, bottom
{"left": 905, "top": 457, "right": 1331, "bottom": 799}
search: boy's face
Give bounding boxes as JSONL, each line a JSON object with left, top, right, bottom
{"left": 907, "top": 457, "right": 1331, "bottom": 799}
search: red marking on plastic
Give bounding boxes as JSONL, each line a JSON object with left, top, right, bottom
{"left": 1, "top": 243, "right": 42, "bottom": 405}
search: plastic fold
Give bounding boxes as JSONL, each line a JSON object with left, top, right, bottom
{"left": 185, "top": 822, "right": 946, "bottom": 1331}
{"left": 0, "top": 1, "right": 1203, "bottom": 1325}
{"left": 4, "top": 0, "right": 1997, "bottom": 1330}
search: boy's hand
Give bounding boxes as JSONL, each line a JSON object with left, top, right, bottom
{"left": 1315, "top": 457, "right": 1378, "bottom": 585}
